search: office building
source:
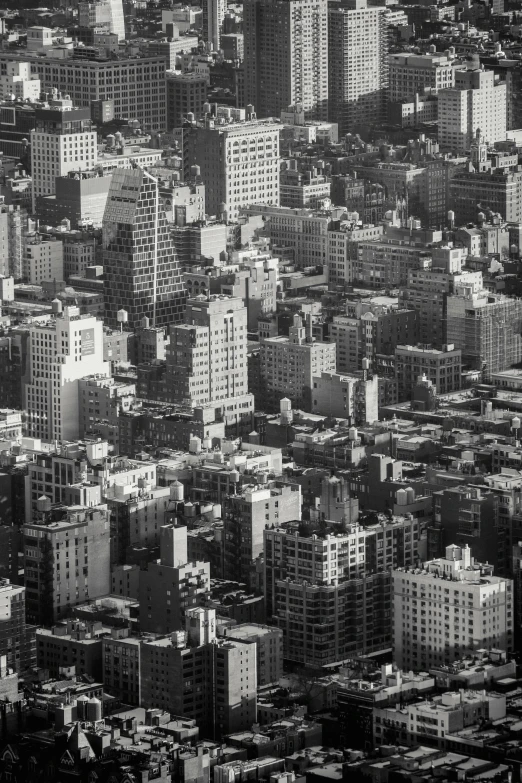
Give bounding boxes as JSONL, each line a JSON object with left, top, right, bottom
{"left": 102, "top": 632, "right": 141, "bottom": 705}
{"left": 102, "top": 167, "right": 186, "bottom": 329}
{"left": 78, "top": 0, "right": 125, "bottom": 40}
{"left": 139, "top": 522, "right": 211, "bottom": 635}
{"left": 24, "top": 503, "right": 111, "bottom": 626}
{"left": 23, "top": 307, "right": 109, "bottom": 442}
{"left": 185, "top": 112, "right": 280, "bottom": 222}
{"left": 0, "top": 61, "right": 40, "bottom": 102}
{"left": 37, "top": 171, "right": 112, "bottom": 230}
{"left": 30, "top": 95, "right": 97, "bottom": 213}
{"left": 0, "top": 580, "right": 36, "bottom": 674}
{"left": 203, "top": 0, "right": 226, "bottom": 51}
{"left": 243, "top": 0, "right": 328, "bottom": 120}
{"left": 389, "top": 52, "right": 456, "bottom": 103}
{"left": 141, "top": 608, "right": 257, "bottom": 740}
{"left": 279, "top": 164, "right": 331, "bottom": 209}
{"left": 446, "top": 286, "right": 522, "bottom": 377}
{"left": 260, "top": 313, "right": 336, "bottom": 410}
{"left": 166, "top": 71, "right": 208, "bottom": 130}
{"left": 438, "top": 58, "right": 507, "bottom": 152}
{"left": 393, "top": 544, "right": 513, "bottom": 671}
{"left": 0, "top": 53, "right": 167, "bottom": 132}
{"left": 395, "top": 344, "right": 462, "bottom": 401}
{"left": 328, "top": 0, "right": 389, "bottom": 135}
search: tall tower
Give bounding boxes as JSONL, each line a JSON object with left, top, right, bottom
{"left": 328, "top": 0, "right": 389, "bottom": 136}
{"left": 202, "top": 0, "right": 226, "bottom": 50}
{"left": 30, "top": 95, "right": 97, "bottom": 213}
{"left": 102, "top": 167, "right": 186, "bottom": 329}
{"left": 243, "top": 0, "right": 329, "bottom": 120}
{"left": 23, "top": 306, "right": 110, "bottom": 442}
{"left": 78, "top": 0, "right": 125, "bottom": 41}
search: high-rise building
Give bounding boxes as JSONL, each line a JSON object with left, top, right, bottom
{"left": 328, "top": 0, "right": 389, "bottom": 136}
{"left": 392, "top": 544, "right": 514, "bottom": 671}
{"left": 30, "top": 95, "right": 97, "bottom": 213}
{"left": 166, "top": 294, "right": 254, "bottom": 435}
{"left": 438, "top": 58, "right": 507, "bottom": 152}
{"left": 102, "top": 167, "right": 186, "bottom": 329}
{"left": 23, "top": 502, "right": 111, "bottom": 626}
{"left": 265, "top": 501, "right": 423, "bottom": 666}
{"left": 223, "top": 481, "right": 302, "bottom": 587}
{"left": 139, "top": 521, "right": 211, "bottom": 635}
{"left": 243, "top": 0, "right": 328, "bottom": 120}
{"left": 0, "top": 580, "right": 36, "bottom": 674}
{"left": 185, "top": 110, "right": 280, "bottom": 222}
{"left": 0, "top": 200, "right": 24, "bottom": 279}
{"left": 23, "top": 307, "right": 109, "bottom": 442}
{"left": 141, "top": 607, "right": 257, "bottom": 740}
{"left": 202, "top": 0, "right": 226, "bottom": 51}
{"left": 78, "top": 0, "right": 125, "bottom": 40}
{"left": 166, "top": 71, "right": 208, "bottom": 131}
{"left": 0, "top": 53, "right": 167, "bottom": 133}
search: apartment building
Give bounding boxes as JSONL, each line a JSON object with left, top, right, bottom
{"left": 141, "top": 608, "right": 257, "bottom": 740}
{"left": 24, "top": 504, "right": 111, "bottom": 626}
{"left": 23, "top": 307, "right": 109, "bottom": 443}
{"left": 139, "top": 524, "right": 211, "bottom": 635}
{"left": 439, "top": 60, "right": 507, "bottom": 152}
{"left": 389, "top": 52, "right": 456, "bottom": 102}
{"left": 395, "top": 344, "right": 462, "bottom": 401}
{"left": 244, "top": 0, "right": 328, "bottom": 120}
{"left": 392, "top": 544, "right": 513, "bottom": 671}
{"left": 260, "top": 314, "right": 336, "bottom": 410}
{"left": 328, "top": 0, "right": 389, "bottom": 134}
{"left": 265, "top": 513, "right": 423, "bottom": 666}
{"left": 223, "top": 481, "right": 302, "bottom": 587}
{"left": 30, "top": 96, "right": 97, "bottom": 212}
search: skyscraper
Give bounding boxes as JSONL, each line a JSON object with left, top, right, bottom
{"left": 167, "top": 295, "right": 254, "bottom": 434}
{"left": 30, "top": 95, "right": 97, "bottom": 213}
{"left": 78, "top": 0, "right": 125, "bottom": 41}
{"left": 202, "top": 0, "right": 226, "bottom": 51}
{"left": 243, "top": 0, "right": 328, "bottom": 120}
{"left": 328, "top": 0, "right": 389, "bottom": 136}
{"left": 23, "top": 306, "right": 109, "bottom": 443}
{"left": 102, "top": 167, "right": 186, "bottom": 329}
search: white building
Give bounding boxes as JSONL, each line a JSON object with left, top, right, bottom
{"left": 392, "top": 544, "right": 513, "bottom": 672}
{"left": 188, "top": 113, "right": 280, "bottom": 222}
{"left": 78, "top": 0, "right": 125, "bottom": 41}
{"left": 0, "top": 61, "right": 40, "bottom": 101}
{"left": 31, "top": 96, "right": 97, "bottom": 213}
{"left": 24, "top": 235, "right": 64, "bottom": 284}
{"left": 438, "top": 60, "right": 506, "bottom": 152}
{"left": 24, "top": 307, "right": 110, "bottom": 442}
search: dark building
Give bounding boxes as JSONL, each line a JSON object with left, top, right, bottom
{"left": 102, "top": 167, "right": 186, "bottom": 329}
